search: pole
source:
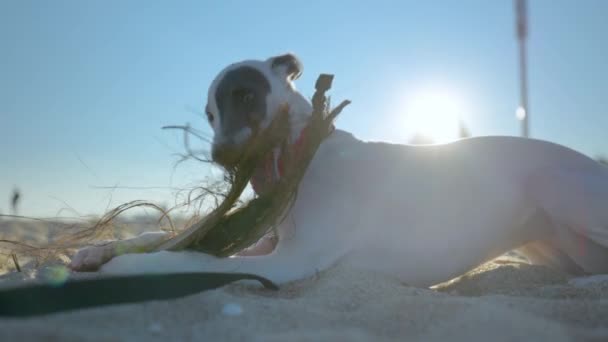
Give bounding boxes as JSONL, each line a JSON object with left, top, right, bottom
{"left": 515, "top": 0, "right": 529, "bottom": 138}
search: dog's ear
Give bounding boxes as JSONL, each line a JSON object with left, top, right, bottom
{"left": 269, "top": 53, "right": 303, "bottom": 81}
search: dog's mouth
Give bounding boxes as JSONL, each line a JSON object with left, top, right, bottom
{"left": 211, "top": 143, "right": 245, "bottom": 170}
{"left": 211, "top": 105, "right": 292, "bottom": 171}
{"left": 211, "top": 132, "right": 268, "bottom": 170}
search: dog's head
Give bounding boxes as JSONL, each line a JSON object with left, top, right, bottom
{"left": 205, "top": 53, "right": 312, "bottom": 168}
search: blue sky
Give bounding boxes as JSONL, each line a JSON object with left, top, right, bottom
{"left": 1, "top": 0, "right": 607, "bottom": 217}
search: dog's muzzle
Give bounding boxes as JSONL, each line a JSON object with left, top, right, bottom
{"left": 211, "top": 143, "right": 244, "bottom": 169}
{"left": 211, "top": 126, "right": 257, "bottom": 169}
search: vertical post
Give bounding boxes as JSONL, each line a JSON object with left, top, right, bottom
{"left": 515, "top": 0, "right": 530, "bottom": 138}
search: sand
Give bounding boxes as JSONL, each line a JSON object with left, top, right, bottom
{"left": 0, "top": 255, "right": 607, "bottom": 342}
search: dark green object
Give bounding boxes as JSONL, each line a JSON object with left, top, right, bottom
{"left": 0, "top": 272, "right": 277, "bottom": 317}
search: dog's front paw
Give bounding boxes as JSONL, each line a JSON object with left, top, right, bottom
{"left": 100, "top": 251, "right": 220, "bottom": 276}
{"left": 69, "top": 244, "right": 116, "bottom": 272}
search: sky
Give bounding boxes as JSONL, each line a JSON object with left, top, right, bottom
{"left": 1, "top": 0, "right": 607, "bottom": 218}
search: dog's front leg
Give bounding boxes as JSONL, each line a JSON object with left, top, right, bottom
{"left": 70, "top": 230, "right": 279, "bottom": 272}
{"left": 99, "top": 241, "right": 320, "bottom": 285}
{"left": 69, "top": 231, "right": 171, "bottom": 271}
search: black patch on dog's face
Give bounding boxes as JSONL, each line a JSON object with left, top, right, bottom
{"left": 214, "top": 66, "right": 271, "bottom": 140}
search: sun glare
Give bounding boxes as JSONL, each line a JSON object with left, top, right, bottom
{"left": 402, "top": 88, "right": 467, "bottom": 144}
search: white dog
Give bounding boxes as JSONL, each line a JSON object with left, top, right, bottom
{"left": 70, "top": 54, "right": 608, "bottom": 287}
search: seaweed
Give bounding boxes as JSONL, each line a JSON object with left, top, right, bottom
{"left": 156, "top": 74, "right": 350, "bottom": 256}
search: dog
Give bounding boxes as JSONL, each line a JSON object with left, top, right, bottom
{"left": 70, "top": 53, "right": 608, "bottom": 287}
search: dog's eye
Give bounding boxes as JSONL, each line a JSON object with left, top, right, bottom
{"left": 243, "top": 92, "right": 254, "bottom": 104}
{"left": 206, "top": 111, "right": 214, "bottom": 123}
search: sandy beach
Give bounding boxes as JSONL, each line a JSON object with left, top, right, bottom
{"left": 1, "top": 253, "right": 607, "bottom": 342}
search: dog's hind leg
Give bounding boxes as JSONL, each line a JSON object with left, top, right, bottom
{"left": 525, "top": 168, "right": 608, "bottom": 274}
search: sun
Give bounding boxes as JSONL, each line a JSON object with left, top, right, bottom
{"left": 402, "top": 88, "right": 466, "bottom": 144}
